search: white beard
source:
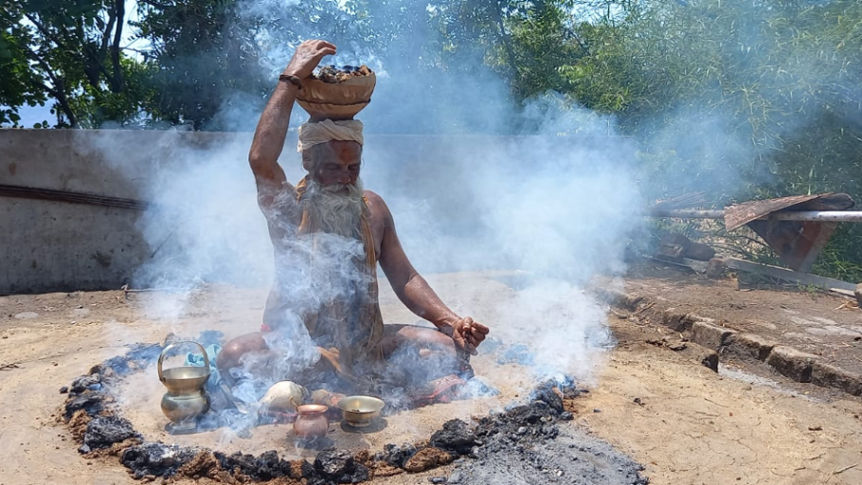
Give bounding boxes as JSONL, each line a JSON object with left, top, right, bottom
{"left": 302, "top": 178, "right": 365, "bottom": 239}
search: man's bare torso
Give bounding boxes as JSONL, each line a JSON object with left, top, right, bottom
{"left": 360, "top": 190, "right": 388, "bottom": 258}
{"left": 266, "top": 186, "right": 390, "bottom": 261}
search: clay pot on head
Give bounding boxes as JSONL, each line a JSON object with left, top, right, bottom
{"left": 293, "top": 404, "right": 329, "bottom": 439}
{"left": 296, "top": 70, "right": 376, "bottom": 120}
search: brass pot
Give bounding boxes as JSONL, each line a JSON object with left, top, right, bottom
{"left": 158, "top": 341, "right": 211, "bottom": 424}
{"left": 337, "top": 395, "right": 384, "bottom": 428}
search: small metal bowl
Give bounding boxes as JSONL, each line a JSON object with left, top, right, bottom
{"left": 337, "top": 395, "right": 384, "bottom": 428}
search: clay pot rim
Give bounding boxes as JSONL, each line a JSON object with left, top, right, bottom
{"left": 297, "top": 100, "right": 371, "bottom": 107}
{"left": 296, "top": 404, "right": 328, "bottom": 414}
{"left": 304, "top": 72, "right": 376, "bottom": 88}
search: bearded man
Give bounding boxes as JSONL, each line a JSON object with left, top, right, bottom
{"left": 217, "top": 40, "right": 489, "bottom": 403}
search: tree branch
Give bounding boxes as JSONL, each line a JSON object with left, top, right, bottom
{"left": 137, "top": 0, "right": 174, "bottom": 9}
{"left": 493, "top": 0, "right": 518, "bottom": 78}
{"left": 35, "top": 78, "right": 76, "bottom": 127}
{"left": 100, "top": 7, "right": 116, "bottom": 53}
{"left": 109, "top": 0, "right": 126, "bottom": 92}
{"left": 20, "top": 40, "right": 77, "bottom": 127}
{"left": 22, "top": 12, "right": 64, "bottom": 48}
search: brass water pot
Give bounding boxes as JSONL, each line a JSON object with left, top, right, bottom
{"left": 158, "top": 341, "right": 210, "bottom": 424}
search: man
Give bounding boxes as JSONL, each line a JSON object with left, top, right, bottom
{"left": 217, "top": 40, "right": 489, "bottom": 401}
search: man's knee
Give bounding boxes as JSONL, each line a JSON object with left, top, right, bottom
{"left": 399, "top": 325, "right": 456, "bottom": 350}
{"left": 381, "top": 324, "right": 455, "bottom": 357}
{"left": 217, "top": 332, "right": 268, "bottom": 372}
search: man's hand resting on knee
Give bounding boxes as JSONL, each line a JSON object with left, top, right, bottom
{"left": 441, "top": 316, "right": 489, "bottom": 355}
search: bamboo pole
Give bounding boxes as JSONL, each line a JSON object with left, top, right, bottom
{"left": 651, "top": 209, "right": 862, "bottom": 222}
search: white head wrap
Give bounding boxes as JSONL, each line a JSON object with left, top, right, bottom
{"left": 297, "top": 119, "right": 364, "bottom": 152}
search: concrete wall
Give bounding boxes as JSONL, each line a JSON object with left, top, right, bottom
{"left": 0, "top": 129, "right": 249, "bottom": 294}
{"left": 0, "top": 129, "right": 478, "bottom": 294}
{"left": 1, "top": 129, "right": 624, "bottom": 295}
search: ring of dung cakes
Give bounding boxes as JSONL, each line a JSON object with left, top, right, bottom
{"left": 296, "top": 64, "right": 376, "bottom": 120}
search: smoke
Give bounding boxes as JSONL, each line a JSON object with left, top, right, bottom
{"left": 135, "top": 2, "right": 638, "bottom": 399}
{"left": 637, "top": 107, "right": 763, "bottom": 201}
{"left": 81, "top": 0, "right": 651, "bottom": 431}
{"left": 629, "top": 0, "right": 862, "bottom": 205}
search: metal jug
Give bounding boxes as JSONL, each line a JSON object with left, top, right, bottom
{"left": 158, "top": 341, "right": 210, "bottom": 425}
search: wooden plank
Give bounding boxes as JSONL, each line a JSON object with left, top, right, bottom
{"left": 724, "top": 194, "right": 820, "bottom": 231}
{"left": 648, "top": 255, "right": 856, "bottom": 297}
{"left": 723, "top": 257, "right": 857, "bottom": 296}
{"left": 746, "top": 220, "right": 837, "bottom": 272}
{"left": 724, "top": 192, "right": 855, "bottom": 231}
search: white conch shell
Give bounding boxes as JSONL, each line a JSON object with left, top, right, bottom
{"left": 259, "top": 381, "right": 307, "bottom": 412}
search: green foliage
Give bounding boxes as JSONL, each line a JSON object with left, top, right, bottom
{"left": 1, "top": 0, "right": 142, "bottom": 127}
{"left": 548, "top": 0, "right": 862, "bottom": 280}
{"left": 504, "top": 1, "right": 581, "bottom": 99}
{"left": 811, "top": 224, "right": 862, "bottom": 283}
{"left": 0, "top": 24, "right": 46, "bottom": 125}
{"left": 133, "top": 0, "right": 266, "bottom": 129}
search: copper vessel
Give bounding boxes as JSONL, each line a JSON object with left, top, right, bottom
{"left": 158, "top": 341, "right": 210, "bottom": 424}
{"left": 293, "top": 404, "right": 329, "bottom": 439}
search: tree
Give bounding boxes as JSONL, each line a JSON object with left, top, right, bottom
{"left": 561, "top": 0, "right": 862, "bottom": 279}
{"left": 0, "top": 19, "right": 46, "bottom": 126}
{"left": 133, "top": 0, "right": 262, "bottom": 130}
{"left": 0, "top": 0, "right": 141, "bottom": 127}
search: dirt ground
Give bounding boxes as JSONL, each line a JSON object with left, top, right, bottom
{"left": 1, "top": 270, "right": 861, "bottom": 484}
{"left": 624, "top": 261, "right": 862, "bottom": 375}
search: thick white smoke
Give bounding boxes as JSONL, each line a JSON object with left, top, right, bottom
{"left": 85, "top": 2, "right": 651, "bottom": 423}
{"left": 119, "top": 1, "right": 642, "bottom": 391}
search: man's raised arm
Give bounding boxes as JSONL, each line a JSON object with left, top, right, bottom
{"left": 248, "top": 40, "right": 336, "bottom": 207}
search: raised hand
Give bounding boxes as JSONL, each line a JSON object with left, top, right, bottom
{"left": 282, "top": 39, "right": 337, "bottom": 80}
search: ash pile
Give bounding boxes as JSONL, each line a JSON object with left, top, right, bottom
{"left": 60, "top": 344, "right": 647, "bottom": 484}
{"left": 416, "top": 378, "right": 648, "bottom": 485}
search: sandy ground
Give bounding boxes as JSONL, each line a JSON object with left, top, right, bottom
{"left": 1, "top": 271, "right": 861, "bottom": 484}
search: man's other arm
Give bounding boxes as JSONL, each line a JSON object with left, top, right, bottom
{"left": 374, "top": 193, "right": 489, "bottom": 354}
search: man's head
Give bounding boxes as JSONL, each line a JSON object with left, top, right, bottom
{"left": 301, "top": 140, "right": 362, "bottom": 188}
{"left": 297, "top": 119, "right": 364, "bottom": 188}
{"left": 296, "top": 119, "right": 366, "bottom": 238}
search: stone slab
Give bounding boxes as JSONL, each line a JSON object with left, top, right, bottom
{"left": 727, "top": 333, "right": 777, "bottom": 361}
{"left": 811, "top": 361, "right": 862, "bottom": 396}
{"left": 765, "top": 346, "right": 818, "bottom": 383}
{"left": 691, "top": 319, "right": 736, "bottom": 350}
